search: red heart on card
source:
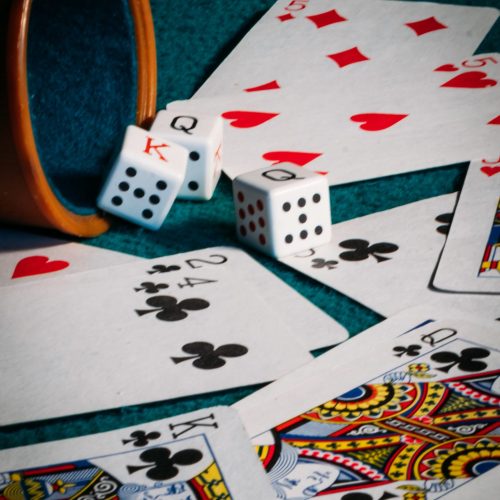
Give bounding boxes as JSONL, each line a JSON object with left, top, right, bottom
{"left": 221, "top": 110, "right": 279, "bottom": 128}
{"left": 434, "top": 63, "right": 458, "bottom": 72}
{"left": 480, "top": 166, "right": 500, "bottom": 177}
{"left": 441, "top": 71, "right": 497, "bottom": 88}
{"left": 262, "top": 150, "right": 323, "bottom": 166}
{"left": 11, "top": 255, "right": 70, "bottom": 279}
{"left": 350, "top": 113, "right": 408, "bottom": 131}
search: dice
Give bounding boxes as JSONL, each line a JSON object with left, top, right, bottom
{"left": 233, "top": 165, "right": 331, "bottom": 257}
{"left": 97, "top": 125, "right": 188, "bottom": 230}
{"left": 150, "top": 109, "right": 223, "bottom": 200}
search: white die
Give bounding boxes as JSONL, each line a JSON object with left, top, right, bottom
{"left": 233, "top": 165, "right": 331, "bottom": 257}
{"left": 97, "top": 125, "right": 188, "bottom": 230}
{"left": 150, "top": 109, "right": 223, "bottom": 200}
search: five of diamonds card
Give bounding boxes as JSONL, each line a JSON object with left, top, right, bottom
{"left": 1, "top": 0, "right": 500, "bottom": 498}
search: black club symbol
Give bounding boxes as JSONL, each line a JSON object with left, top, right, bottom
{"left": 135, "top": 296, "right": 210, "bottom": 321}
{"left": 147, "top": 264, "right": 181, "bottom": 275}
{"left": 127, "top": 447, "right": 203, "bottom": 481}
{"left": 435, "top": 213, "right": 454, "bottom": 235}
{"left": 338, "top": 239, "right": 399, "bottom": 263}
{"left": 122, "top": 430, "right": 161, "bottom": 447}
{"left": 171, "top": 342, "right": 249, "bottom": 369}
{"left": 430, "top": 347, "right": 490, "bottom": 373}
{"left": 134, "top": 282, "right": 169, "bottom": 293}
{"left": 393, "top": 344, "right": 422, "bottom": 357}
{"left": 311, "top": 258, "right": 338, "bottom": 269}
{"left": 341, "top": 491, "right": 397, "bottom": 500}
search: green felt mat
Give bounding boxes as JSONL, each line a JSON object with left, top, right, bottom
{"left": 1, "top": 0, "right": 499, "bottom": 451}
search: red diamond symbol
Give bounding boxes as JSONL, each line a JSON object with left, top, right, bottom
{"left": 488, "top": 115, "right": 500, "bottom": 125}
{"left": 306, "top": 8, "right": 347, "bottom": 28}
{"left": 405, "top": 16, "right": 448, "bottom": 36}
{"left": 244, "top": 80, "right": 281, "bottom": 92}
{"left": 327, "top": 47, "right": 369, "bottom": 68}
{"left": 277, "top": 13, "right": 295, "bottom": 22}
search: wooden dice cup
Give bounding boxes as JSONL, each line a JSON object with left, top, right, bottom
{"left": 0, "top": 0, "right": 157, "bottom": 237}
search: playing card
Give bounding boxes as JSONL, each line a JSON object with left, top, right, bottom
{"left": 0, "top": 227, "right": 346, "bottom": 349}
{"left": 433, "top": 156, "right": 500, "bottom": 294}
{"left": 168, "top": 66, "right": 500, "bottom": 184}
{"left": 0, "top": 406, "right": 276, "bottom": 499}
{"left": 0, "top": 246, "right": 312, "bottom": 426}
{"left": 448, "top": 467, "right": 499, "bottom": 498}
{"left": 237, "top": 314, "right": 500, "bottom": 498}
{"left": 430, "top": 53, "right": 500, "bottom": 90}
{"left": 0, "top": 227, "right": 140, "bottom": 286}
{"left": 234, "top": 305, "right": 472, "bottom": 437}
{"left": 225, "top": 249, "right": 348, "bottom": 349}
{"left": 279, "top": 193, "right": 500, "bottom": 321}
{"left": 195, "top": 0, "right": 499, "bottom": 97}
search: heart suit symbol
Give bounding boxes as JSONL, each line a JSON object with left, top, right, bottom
{"left": 262, "top": 151, "right": 322, "bottom": 166}
{"left": 480, "top": 166, "right": 500, "bottom": 177}
{"left": 434, "top": 64, "right": 459, "bottom": 72}
{"left": 350, "top": 113, "right": 408, "bottom": 131}
{"left": 221, "top": 110, "right": 279, "bottom": 128}
{"left": 441, "top": 71, "right": 497, "bottom": 89}
{"left": 11, "top": 256, "right": 70, "bottom": 279}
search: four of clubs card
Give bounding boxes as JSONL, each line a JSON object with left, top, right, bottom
{"left": 0, "top": 246, "right": 330, "bottom": 425}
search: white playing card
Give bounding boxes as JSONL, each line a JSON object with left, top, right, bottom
{"left": 279, "top": 193, "right": 500, "bottom": 321}
{"left": 0, "top": 246, "right": 312, "bottom": 426}
{"left": 236, "top": 313, "right": 500, "bottom": 498}
{"left": 281, "top": 193, "right": 456, "bottom": 315}
{"left": 226, "top": 248, "right": 348, "bottom": 349}
{"left": 433, "top": 156, "right": 500, "bottom": 294}
{"left": 195, "top": 0, "right": 499, "bottom": 97}
{"left": 0, "top": 228, "right": 346, "bottom": 349}
{"left": 0, "top": 406, "right": 276, "bottom": 500}
{"left": 234, "top": 305, "right": 470, "bottom": 437}
{"left": 448, "top": 467, "right": 500, "bottom": 499}
{"left": 0, "top": 227, "right": 140, "bottom": 286}
{"left": 168, "top": 68, "right": 500, "bottom": 184}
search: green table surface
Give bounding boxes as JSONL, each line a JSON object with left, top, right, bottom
{"left": 1, "top": 0, "right": 499, "bottom": 452}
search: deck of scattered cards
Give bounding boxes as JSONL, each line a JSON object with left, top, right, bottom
{"left": 0, "top": 0, "right": 499, "bottom": 498}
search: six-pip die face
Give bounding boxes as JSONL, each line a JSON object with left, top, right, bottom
{"left": 233, "top": 165, "right": 331, "bottom": 258}
{"left": 97, "top": 125, "right": 188, "bottom": 230}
